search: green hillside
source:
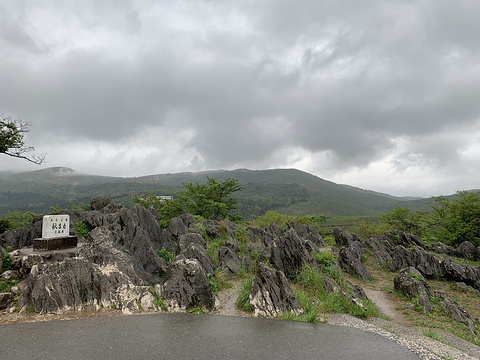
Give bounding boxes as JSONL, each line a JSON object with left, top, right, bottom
{"left": 0, "top": 166, "right": 450, "bottom": 218}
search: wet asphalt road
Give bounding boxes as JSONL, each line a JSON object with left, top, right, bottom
{"left": 0, "top": 313, "right": 420, "bottom": 360}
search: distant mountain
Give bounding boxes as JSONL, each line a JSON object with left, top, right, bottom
{"left": 0, "top": 166, "right": 456, "bottom": 218}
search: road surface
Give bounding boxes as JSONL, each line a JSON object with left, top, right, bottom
{"left": 0, "top": 313, "right": 420, "bottom": 359}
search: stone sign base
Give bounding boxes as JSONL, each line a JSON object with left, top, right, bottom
{"left": 33, "top": 236, "right": 78, "bottom": 251}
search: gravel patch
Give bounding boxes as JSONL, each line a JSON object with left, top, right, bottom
{"left": 328, "top": 313, "right": 480, "bottom": 360}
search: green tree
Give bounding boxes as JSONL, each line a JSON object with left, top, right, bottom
{"left": 3, "top": 210, "right": 40, "bottom": 229}
{"left": 0, "top": 114, "right": 45, "bottom": 164}
{"left": 0, "top": 219, "right": 10, "bottom": 234}
{"left": 135, "top": 177, "right": 244, "bottom": 226}
{"left": 380, "top": 207, "right": 427, "bottom": 235}
{"left": 430, "top": 191, "right": 480, "bottom": 246}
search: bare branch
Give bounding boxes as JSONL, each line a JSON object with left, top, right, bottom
{"left": 0, "top": 113, "right": 46, "bottom": 165}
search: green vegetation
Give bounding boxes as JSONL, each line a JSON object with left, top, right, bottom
{"left": 136, "top": 177, "right": 244, "bottom": 227}
{"left": 0, "top": 114, "right": 45, "bottom": 164}
{"left": 430, "top": 191, "right": 480, "bottom": 246}
{"left": 0, "top": 219, "right": 10, "bottom": 234}
{"left": 187, "top": 306, "right": 206, "bottom": 314}
{"left": 252, "top": 210, "right": 326, "bottom": 231}
{"left": 295, "top": 262, "right": 382, "bottom": 320}
{"left": 380, "top": 207, "right": 427, "bottom": 235}
{"left": 0, "top": 167, "right": 440, "bottom": 218}
{"left": 2, "top": 246, "right": 13, "bottom": 271}
{"left": 157, "top": 247, "right": 175, "bottom": 264}
{"left": 74, "top": 220, "right": 93, "bottom": 239}
{"left": 1, "top": 210, "right": 40, "bottom": 230}
{"left": 236, "top": 275, "right": 254, "bottom": 313}
{"left": 0, "top": 279, "right": 18, "bottom": 292}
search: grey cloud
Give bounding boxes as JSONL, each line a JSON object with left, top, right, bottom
{"left": 0, "top": 0, "right": 478, "bottom": 196}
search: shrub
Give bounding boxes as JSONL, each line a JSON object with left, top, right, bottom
{"left": 236, "top": 275, "right": 254, "bottom": 312}
{"left": 2, "top": 249, "right": 12, "bottom": 272}
{"left": 157, "top": 247, "right": 175, "bottom": 264}
{"left": 0, "top": 279, "right": 19, "bottom": 292}
{"left": 3, "top": 210, "right": 40, "bottom": 230}
{"left": 74, "top": 220, "right": 93, "bottom": 239}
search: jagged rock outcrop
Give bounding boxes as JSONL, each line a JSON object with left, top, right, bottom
{"left": 0, "top": 219, "right": 42, "bottom": 250}
{"left": 0, "top": 293, "right": 14, "bottom": 310}
{"left": 247, "top": 224, "right": 282, "bottom": 247}
{"left": 390, "top": 230, "right": 426, "bottom": 249}
{"left": 3, "top": 200, "right": 172, "bottom": 313}
{"left": 249, "top": 263, "right": 303, "bottom": 317}
{"left": 441, "top": 258, "right": 480, "bottom": 289}
{"left": 366, "top": 234, "right": 395, "bottom": 265}
{"left": 416, "top": 295, "right": 433, "bottom": 313}
{"left": 202, "top": 220, "right": 237, "bottom": 239}
{"left": 455, "top": 241, "right": 479, "bottom": 261}
{"left": 161, "top": 254, "right": 216, "bottom": 312}
{"left": 177, "top": 233, "right": 207, "bottom": 253}
{"left": 390, "top": 245, "right": 443, "bottom": 279}
{"left": 338, "top": 241, "right": 372, "bottom": 281}
{"left": 287, "top": 220, "right": 326, "bottom": 247}
{"left": 435, "top": 290, "right": 477, "bottom": 333}
{"left": 179, "top": 242, "right": 215, "bottom": 277}
{"left": 366, "top": 232, "right": 443, "bottom": 279}
{"left": 321, "top": 276, "right": 368, "bottom": 310}
{"left": 17, "top": 233, "right": 157, "bottom": 314}
{"left": 270, "top": 228, "right": 312, "bottom": 278}
{"left": 429, "top": 242, "right": 455, "bottom": 256}
{"left": 218, "top": 242, "right": 242, "bottom": 275}
{"left": 394, "top": 267, "right": 432, "bottom": 299}
{"left": 334, "top": 227, "right": 362, "bottom": 247}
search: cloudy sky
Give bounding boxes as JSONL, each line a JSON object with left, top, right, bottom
{"left": 1, "top": 0, "right": 479, "bottom": 197}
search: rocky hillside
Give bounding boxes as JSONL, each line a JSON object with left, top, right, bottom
{"left": 0, "top": 167, "right": 439, "bottom": 218}
{"left": 1, "top": 196, "right": 480, "bottom": 357}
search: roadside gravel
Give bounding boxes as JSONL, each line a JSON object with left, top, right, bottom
{"left": 328, "top": 313, "right": 480, "bottom": 360}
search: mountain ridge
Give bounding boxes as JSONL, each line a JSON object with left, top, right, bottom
{"left": 0, "top": 166, "right": 474, "bottom": 218}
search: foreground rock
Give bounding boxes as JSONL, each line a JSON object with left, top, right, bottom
{"left": 338, "top": 239, "right": 372, "bottom": 281}
{"left": 161, "top": 254, "right": 216, "bottom": 312}
{"left": 18, "top": 228, "right": 159, "bottom": 313}
{"left": 2, "top": 199, "right": 173, "bottom": 314}
{"left": 270, "top": 228, "right": 314, "bottom": 278}
{"left": 249, "top": 263, "right": 303, "bottom": 317}
{"left": 394, "top": 267, "right": 432, "bottom": 299}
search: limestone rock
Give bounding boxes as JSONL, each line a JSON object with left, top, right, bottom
{"left": 287, "top": 220, "right": 326, "bottom": 247}
{"left": 180, "top": 242, "right": 215, "bottom": 277}
{"left": 334, "top": 227, "right": 362, "bottom": 248}
{"left": 455, "top": 241, "right": 479, "bottom": 261}
{"left": 429, "top": 242, "right": 455, "bottom": 256}
{"left": 0, "top": 293, "right": 14, "bottom": 310}
{"left": 338, "top": 241, "right": 371, "bottom": 281}
{"left": 416, "top": 295, "right": 433, "bottom": 313}
{"left": 441, "top": 258, "right": 480, "bottom": 289}
{"left": 270, "top": 229, "right": 312, "bottom": 278}
{"left": 247, "top": 224, "right": 282, "bottom": 247}
{"left": 390, "top": 245, "right": 443, "bottom": 279}
{"left": 17, "top": 240, "right": 150, "bottom": 313}
{"left": 394, "top": 267, "right": 432, "bottom": 299}
{"left": 161, "top": 255, "right": 216, "bottom": 312}
{"left": 435, "top": 290, "right": 476, "bottom": 333}
{"left": 249, "top": 263, "right": 303, "bottom": 317}
{"left": 218, "top": 242, "right": 242, "bottom": 275}
{"left": 366, "top": 235, "right": 395, "bottom": 265}
{"left": 177, "top": 233, "right": 207, "bottom": 253}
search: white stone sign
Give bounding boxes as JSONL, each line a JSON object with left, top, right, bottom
{"left": 42, "top": 215, "right": 70, "bottom": 239}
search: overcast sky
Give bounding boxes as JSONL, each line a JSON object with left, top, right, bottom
{"left": 1, "top": 0, "right": 479, "bottom": 197}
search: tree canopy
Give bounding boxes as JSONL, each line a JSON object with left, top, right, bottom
{"left": 0, "top": 114, "right": 45, "bottom": 164}
{"left": 135, "top": 177, "right": 244, "bottom": 227}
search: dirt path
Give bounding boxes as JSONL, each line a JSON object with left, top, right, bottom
{"left": 363, "top": 289, "right": 410, "bottom": 326}
{"left": 212, "top": 280, "right": 250, "bottom": 317}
